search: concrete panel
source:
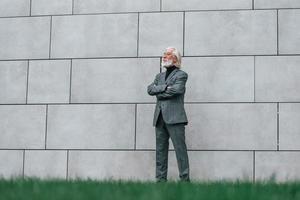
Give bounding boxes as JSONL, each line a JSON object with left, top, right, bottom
{"left": 162, "top": 0, "right": 252, "bottom": 11}
{"left": 28, "top": 60, "right": 70, "bottom": 103}
{"left": 0, "top": 150, "right": 23, "bottom": 179}
{"left": 24, "top": 150, "right": 67, "bottom": 179}
{"left": 255, "top": 0, "right": 300, "bottom": 9}
{"left": 255, "top": 56, "right": 300, "bottom": 102}
{"left": 74, "top": 0, "right": 160, "bottom": 14}
{"left": 51, "top": 14, "right": 138, "bottom": 58}
{"left": 68, "top": 150, "right": 252, "bottom": 181}
{"left": 71, "top": 58, "right": 159, "bottom": 103}
{"left": 136, "top": 103, "right": 277, "bottom": 150}
{"left": 0, "top": 0, "right": 30, "bottom": 17}
{"left": 31, "top": 0, "right": 72, "bottom": 15}
{"left": 168, "top": 151, "right": 253, "bottom": 181}
{"left": 185, "top": 103, "right": 277, "bottom": 150}
{"left": 68, "top": 151, "right": 155, "bottom": 180}
{"left": 279, "top": 103, "right": 300, "bottom": 150}
{"left": 279, "top": 10, "right": 300, "bottom": 54}
{"left": 139, "top": 12, "right": 183, "bottom": 56}
{"left": 47, "top": 104, "right": 135, "bottom": 149}
{"left": 183, "top": 57, "right": 254, "bottom": 102}
{"left": 0, "top": 61, "right": 27, "bottom": 104}
{"left": 256, "top": 151, "right": 300, "bottom": 182}
{"left": 0, "top": 105, "right": 46, "bottom": 149}
{"left": 136, "top": 104, "right": 156, "bottom": 149}
{"left": 0, "top": 17, "right": 50, "bottom": 60}
{"left": 185, "top": 10, "right": 277, "bottom": 56}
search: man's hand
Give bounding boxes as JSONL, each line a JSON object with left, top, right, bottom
{"left": 165, "top": 85, "right": 172, "bottom": 91}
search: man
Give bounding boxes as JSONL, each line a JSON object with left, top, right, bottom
{"left": 147, "top": 47, "right": 190, "bottom": 182}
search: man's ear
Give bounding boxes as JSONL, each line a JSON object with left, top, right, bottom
{"left": 172, "top": 56, "right": 178, "bottom": 65}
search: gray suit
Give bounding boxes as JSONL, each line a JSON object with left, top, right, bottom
{"left": 148, "top": 68, "right": 188, "bottom": 126}
{"left": 147, "top": 68, "right": 190, "bottom": 182}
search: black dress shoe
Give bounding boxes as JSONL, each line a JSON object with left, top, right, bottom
{"left": 156, "top": 179, "right": 167, "bottom": 183}
{"left": 179, "top": 178, "right": 190, "bottom": 183}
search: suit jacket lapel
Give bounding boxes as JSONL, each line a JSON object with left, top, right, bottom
{"left": 163, "top": 68, "right": 178, "bottom": 84}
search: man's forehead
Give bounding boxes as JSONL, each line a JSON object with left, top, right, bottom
{"left": 164, "top": 48, "right": 175, "bottom": 54}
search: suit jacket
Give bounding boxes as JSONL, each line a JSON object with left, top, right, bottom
{"left": 147, "top": 68, "right": 188, "bottom": 126}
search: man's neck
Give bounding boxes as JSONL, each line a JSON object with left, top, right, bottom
{"left": 166, "top": 65, "right": 177, "bottom": 71}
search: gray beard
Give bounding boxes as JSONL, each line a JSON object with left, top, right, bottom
{"left": 161, "top": 60, "right": 173, "bottom": 67}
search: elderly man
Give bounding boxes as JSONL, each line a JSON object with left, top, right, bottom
{"left": 147, "top": 47, "right": 190, "bottom": 182}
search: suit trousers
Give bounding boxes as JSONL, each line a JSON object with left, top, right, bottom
{"left": 155, "top": 110, "right": 190, "bottom": 181}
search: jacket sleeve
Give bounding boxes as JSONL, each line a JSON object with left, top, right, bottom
{"left": 156, "top": 72, "right": 188, "bottom": 100}
{"left": 147, "top": 74, "right": 168, "bottom": 96}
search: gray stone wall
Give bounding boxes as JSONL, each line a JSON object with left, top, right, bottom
{"left": 0, "top": 0, "right": 300, "bottom": 182}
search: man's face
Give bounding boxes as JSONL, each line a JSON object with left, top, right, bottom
{"left": 162, "top": 49, "right": 177, "bottom": 68}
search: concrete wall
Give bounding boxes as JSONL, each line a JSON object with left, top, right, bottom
{"left": 0, "top": 0, "right": 300, "bottom": 182}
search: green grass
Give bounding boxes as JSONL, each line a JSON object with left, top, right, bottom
{"left": 1, "top": 178, "right": 300, "bottom": 200}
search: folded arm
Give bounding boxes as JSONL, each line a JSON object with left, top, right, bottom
{"left": 147, "top": 74, "right": 168, "bottom": 96}
{"left": 156, "top": 72, "right": 188, "bottom": 100}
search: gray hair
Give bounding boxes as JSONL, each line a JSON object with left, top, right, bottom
{"left": 165, "top": 47, "right": 182, "bottom": 68}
